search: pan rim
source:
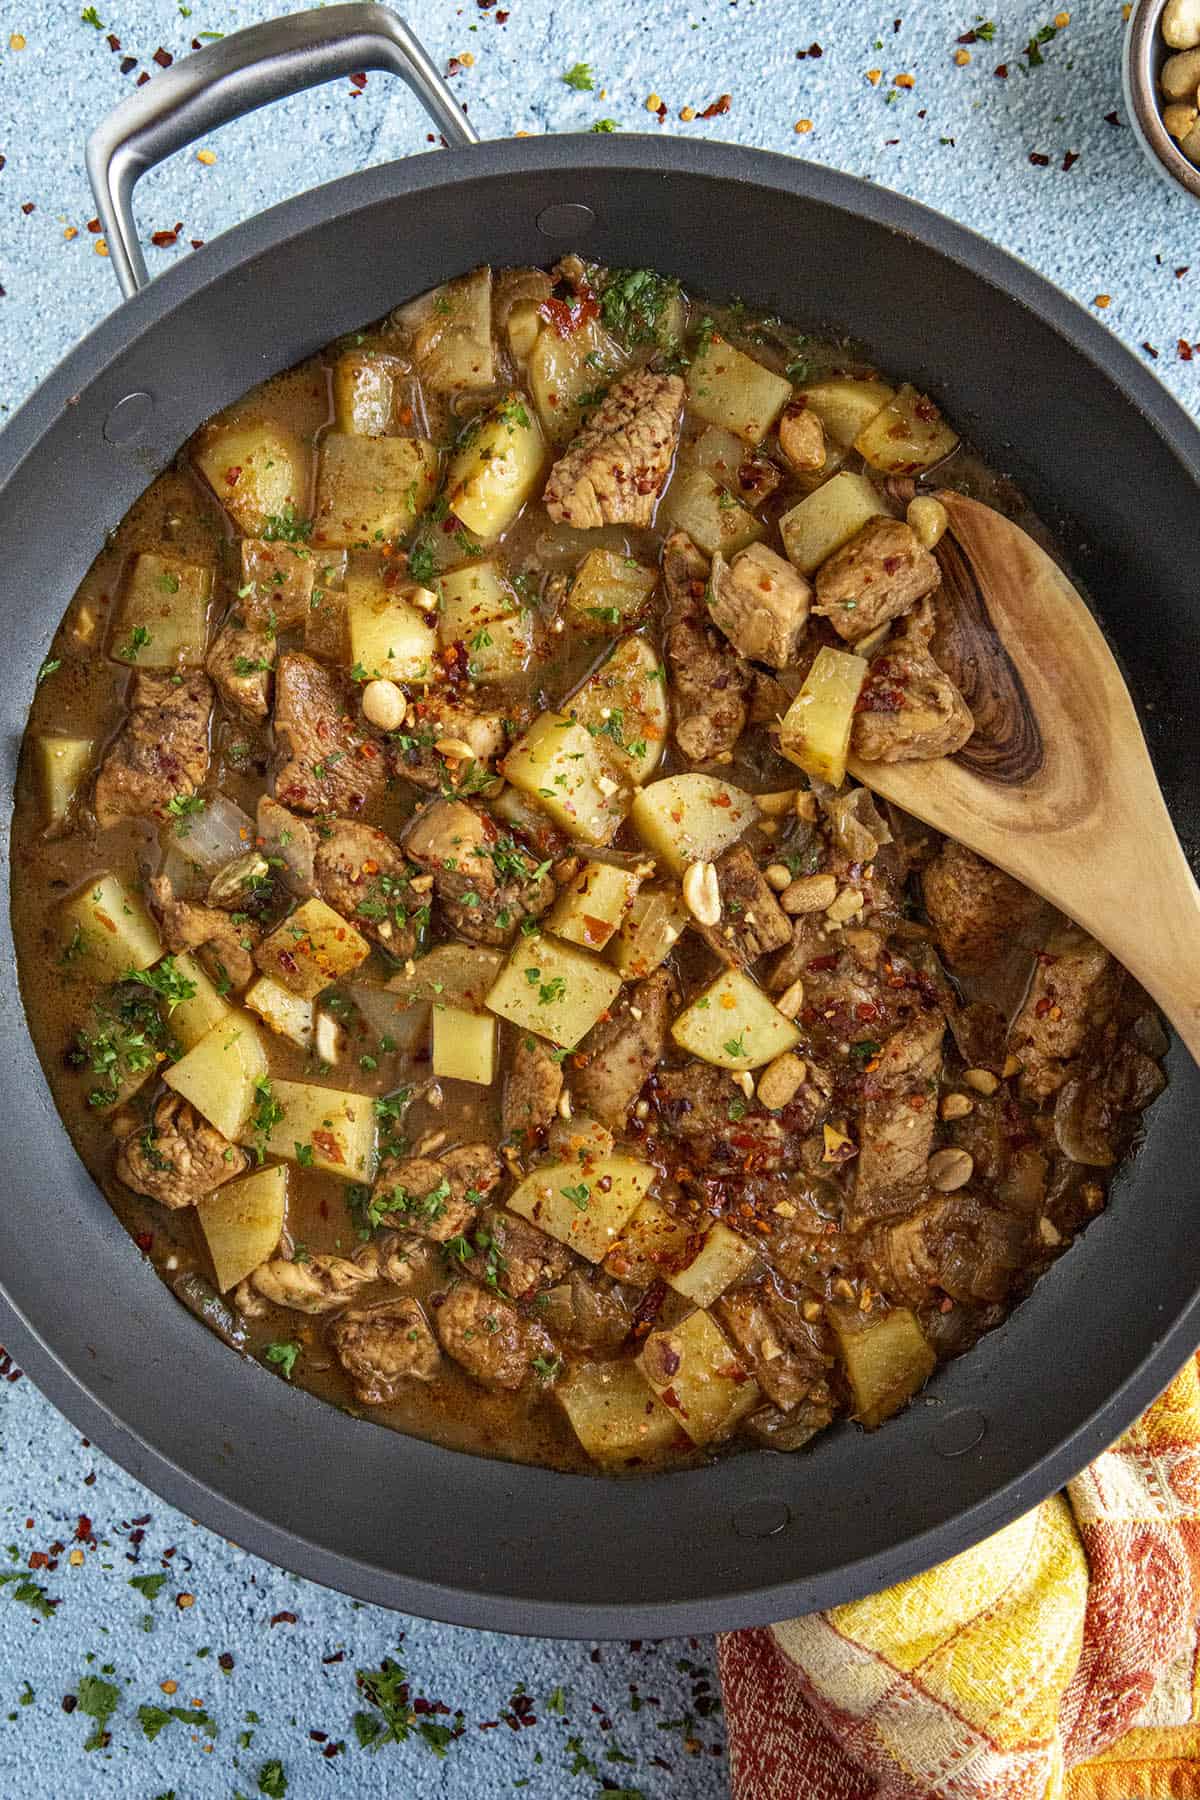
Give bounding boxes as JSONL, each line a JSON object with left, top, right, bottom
{"left": 2, "top": 133, "right": 1199, "bottom": 1638}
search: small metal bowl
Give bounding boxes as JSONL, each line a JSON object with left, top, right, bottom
{"left": 1124, "top": 0, "right": 1200, "bottom": 198}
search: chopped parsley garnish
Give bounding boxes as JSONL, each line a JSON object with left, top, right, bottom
{"left": 532, "top": 1354, "right": 563, "bottom": 1381}
{"left": 724, "top": 1034, "right": 747, "bottom": 1059}
{"left": 498, "top": 397, "right": 530, "bottom": 431}
{"left": 264, "top": 1340, "right": 301, "bottom": 1380}
{"left": 249, "top": 1075, "right": 283, "bottom": 1163}
{"left": 164, "top": 792, "right": 206, "bottom": 832}
{"left": 155, "top": 570, "right": 181, "bottom": 594}
{"left": 119, "top": 624, "right": 152, "bottom": 661}
{"left": 76, "top": 1674, "right": 119, "bottom": 1751}
{"left": 124, "top": 953, "right": 198, "bottom": 1015}
{"left": 590, "top": 117, "right": 619, "bottom": 132}
{"left": 260, "top": 506, "right": 312, "bottom": 543}
{"left": 561, "top": 1181, "right": 590, "bottom": 1209}
{"left": 850, "top": 1039, "right": 882, "bottom": 1064}
{"left": 407, "top": 542, "right": 436, "bottom": 584}
{"left": 599, "top": 266, "right": 681, "bottom": 348}
{"left": 36, "top": 656, "right": 61, "bottom": 686}
{"left": 257, "top": 1759, "right": 289, "bottom": 1797}
{"left": 585, "top": 605, "right": 621, "bottom": 626}
{"left": 354, "top": 1653, "right": 464, "bottom": 1756}
{"left": 233, "top": 655, "right": 272, "bottom": 676}
{"left": 561, "top": 62, "right": 594, "bottom": 90}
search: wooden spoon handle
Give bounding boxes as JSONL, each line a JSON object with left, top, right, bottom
{"left": 847, "top": 491, "right": 1200, "bottom": 1062}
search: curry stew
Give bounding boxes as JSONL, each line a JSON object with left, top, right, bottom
{"left": 12, "top": 259, "right": 1166, "bottom": 1472}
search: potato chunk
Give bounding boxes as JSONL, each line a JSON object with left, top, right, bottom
{"left": 528, "top": 314, "right": 626, "bottom": 445}
{"left": 244, "top": 975, "right": 315, "bottom": 1050}
{"left": 331, "top": 350, "right": 410, "bottom": 435}
{"left": 685, "top": 337, "right": 792, "bottom": 443}
{"left": 35, "top": 734, "right": 94, "bottom": 831}
{"left": 431, "top": 1005, "right": 497, "bottom": 1086}
{"left": 112, "top": 552, "right": 212, "bottom": 668}
{"left": 197, "top": 1163, "right": 287, "bottom": 1293}
{"left": 667, "top": 1220, "right": 759, "bottom": 1308}
{"left": 445, "top": 395, "right": 546, "bottom": 541}
{"left": 507, "top": 1155, "right": 655, "bottom": 1262}
{"left": 663, "top": 468, "right": 764, "bottom": 559}
{"left": 58, "top": 873, "right": 161, "bottom": 983}
{"left": 255, "top": 896, "right": 371, "bottom": 1000}
{"left": 245, "top": 1077, "right": 376, "bottom": 1180}
{"left": 169, "top": 950, "right": 233, "bottom": 1050}
{"left": 502, "top": 713, "right": 628, "bottom": 846}
{"left": 163, "top": 1016, "right": 268, "bottom": 1142}
{"left": 795, "top": 377, "right": 894, "bottom": 452}
{"left": 314, "top": 434, "right": 438, "bottom": 548}
{"left": 630, "top": 774, "right": 757, "bottom": 875}
{"left": 344, "top": 570, "right": 438, "bottom": 681}
{"left": 671, "top": 968, "right": 801, "bottom": 1071}
{"left": 486, "top": 932, "right": 622, "bottom": 1049}
{"left": 566, "top": 635, "right": 669, "bottom": 786}
{"left": 549, "top": 860, "right": 641, "bottom": 951}
{"left": 638, "top": 1309, "right": 760, "bottom": 1445}
{"left": 778, "top": 645, "right": 869, "bottom": 788}
{"left": 565, "top": 550, "right": 657, "bottom": 635}
{"left": 779, "top": 471, "right": 889, "bottom": 576}
{"left": 827, "top": 1303, "right": 936, "bottom": 1427}
{"left": 192, "top": 417, "right": 311, "bottom": 536}
{"left": 401, "top": 266, "right": 495, "bottom": 392}
{"left": 603, "top": 1195, "right": 692, "bottom": 1286}
{"left": 438, "top": 560, "right": 532, "bottom": 681}
{"left": 558, "top": 1360, "right": 681, "bottom": 1465}
{"left": 854, "top": 383, "right": 960, "bottom": 475}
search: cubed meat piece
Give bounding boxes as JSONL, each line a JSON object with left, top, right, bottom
{"left": 1009, "top": 932, "right": 1118, "bottom": 1101}
{"left": 502, "top": 1032, "right": 564, "bottom": 1142}
{"left": 369, "top": 1142, "right": 500, "bottom": 1243}
{"left": 663, "top": 529, "right": 751, "bottom": 761}
{"left": 652, "top": 1062, "right": 786, "bottom": 1173}
{"left": 866, "top": 1195, "right": 1027, "bottom": 1308}
{"left": 404, "top": 800, "right": 554, "bottom": 945}
{"left": 351, "top": 1230, "right": 431, "bottom": 1286}
{"left": 715, "top": 1284, "right": 832, "bottom": 1411}
{"left": 236, "top": 1254, "right": 374, "bottom": 1316}
{"left": 94, "top": 671, "right": 213, "bottom": 829}
{"left": 922, "top": 841, "right": 1043, "bottom": 975}
{"left": 115, "top": 1092, "right": 247, "bottom": 1209}
{"left": 329, "top": 1298, "right": 440, "bottom": 1404}
{"left": 272, "top": 652, "right": 387, "bottom": 814}
{"left": 851, "top": 609, "right": 974, "bottom": 764}
{"left": 205, "top": 619, "right": 275, "bottom": 722}
{"left": 814, "top": 517, "right": 940, "bottom": 644}
{"left": 544, "top": 369, "right": 685, "bottom": 529}
{"left": 573, "top": 968, "right": 673, "bottom": 1131}
{"left": 240, "top": 538, "right": 317, "bottom": 628}
{"left": 466, "top": 1206, "right": 574, "bottom": 1301}
{"left": 389, "top": 697, "right": 508, "bottom": 793}
{"left": 313, "top": 819, "right": 421, "bottom": 956}
{"left": 148, "top": 873, "right": 261, "bottom": 991}
{"left": 692, "top": 845, "right": 792, "bottom": 969}
{"left": 434, "top": 1280, "right": 535, "bottom": 1391}
{"left": 708, "top": 545, "right": 812, "bottom": 669}
{"left": 853, "top": 1090, "right": 936, "bottom": 1218}
{"left": 552, "top": 1267, "right": 634, "bottom": 1350}
{"left": 870, "top": 1014, "right": 945, "bottom": 1090}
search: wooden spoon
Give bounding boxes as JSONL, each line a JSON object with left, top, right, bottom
{"left": 845, "top": 490, "right": 1200, "bottom": 1061}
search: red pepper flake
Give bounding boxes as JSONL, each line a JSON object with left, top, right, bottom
{"left": 1062, "top": 150, "right": 1079, "bottom": 170}
{"left": 218, "top": 1651, "right": 235, "bottom": 1671}
{"left": 1142, "top": 341, "right": 1159, "bottom": 359}
{"left": 75, "top": 1514, "right": 93, "bottom": 1542}
{"left": 1178, "top": 339, "right": 1193, "bottom": 362}
{"left": 270, "top": 1609, "right": 298, "bottom": 1626}
{"left": 1104, "top": 110, "right": 1122, "bottom": 127}
{"left": 496, "top": 8, "right": 509, "bottom": 18}
{"left": 796, "top": 42, "right": 823, "bottom": 57}
{"left": 957, "top": 27, "right": 979, "bottom": 42}
{"left": 62, "top": 1695, "right": 78, "bottom": 1714}
{"left": 106, "top": 32, "right": 120, "bottom": 50}
{"left": 119, "top": 55, "right": 135, "bottom": 73}
{"left": 349, "top": 69, "right": 367, "bottom": 89}
{"left": 152, "top": 46, "right": 172, "bottom": 67}
{"left": 1028, "top": 151, "right": 1050, "bottom": 167}
{"left": 20, "top": 202, "right": 34, "bottom": 215}
{"left": 136, "top": 70, "right": 150, "bottom": 85}
{"left": 190, "top": 237, "right": 204, "bottom": 249}
{"left": 134, "top": 1230, "right": 153, "bottom": 1252}
{"left": 699, "top": 93, "right": 731, "bottom": 118}
{"left": 150, "top": 227, "right": 179, "bottom": 247}
{"left": 994, "top": 62, "right": 1009, "bottom": 77}
{"left": 322, "top": 1650, "right": 345, "bottom": 1664}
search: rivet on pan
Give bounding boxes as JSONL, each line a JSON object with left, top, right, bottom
{"left": 930, "top": 1407, "right": 987, "bottom": 1459}
{"left": 536, "top": 202, "right": 597, "bottom": 239}
{"left": 731, "top": 1498, "right": 791, "bottom": 1540}
{"left": 103, "top": 391, "right": 155, "bottom": 445}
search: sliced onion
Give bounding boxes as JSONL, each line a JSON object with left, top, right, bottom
{"left": 825, "top": 787, "right": 893, "bottom": 863}
{"left": 1054, "top": 1075, "right": 1117, "bottom": 1167}
{"left": 348, "top": 985, "right": 429, "bottom": 1057}
{"left": 170, "top": 793, "right": 255, "bottom": 873}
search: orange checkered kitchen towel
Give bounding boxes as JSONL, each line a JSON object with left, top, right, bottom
{"left": 718, "top": 1353, "right": 1200, "bottom": 1799}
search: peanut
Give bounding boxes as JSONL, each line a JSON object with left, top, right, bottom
{"left": 361, "top": 678, "right": 405, "bottom": 732}
{"left": 682, "top": 860, "right": 721, "bottom": 927}
{"left": 780, "top": 871, "right": 838, "bottom": 914}
{"left": 928, "top": 1147, "right": 974, "bottom": 1191}
{"left": 756, "top": 1051, "right": 808, "bottom": 1111}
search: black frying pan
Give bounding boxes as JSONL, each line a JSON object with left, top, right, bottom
{"left": 2, "top": 4, "right": 1198, "bottom": 1638}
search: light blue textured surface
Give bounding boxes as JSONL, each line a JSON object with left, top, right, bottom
{"left": 1, "top": 1, "right": 1199, "bottom": 1794}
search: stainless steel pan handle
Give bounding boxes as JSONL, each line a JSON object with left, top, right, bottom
{"left": 86, "top": 3, "right": 478, "bottom": 299}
